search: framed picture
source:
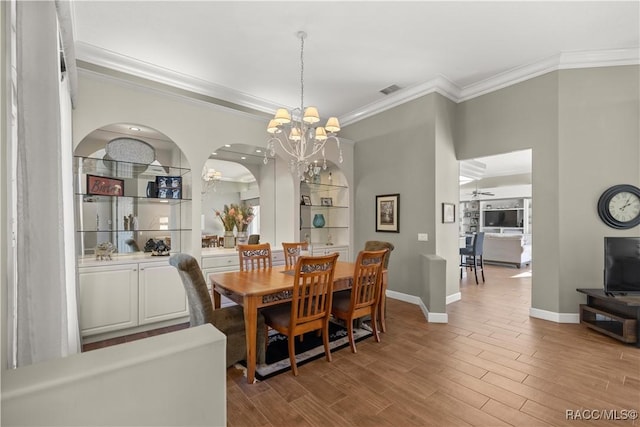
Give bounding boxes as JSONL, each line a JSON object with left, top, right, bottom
{"left": 442, "top": 203, "right": 455, "bottom": 223}
{"left": 301, "top": 195, "right": 312, "bottom": 206}
{"left": 320, "top": 197, "right": 333, "bottom": 207}
{"left": 376, "top": 194, "right": 399, "bottom": 233}
{"left": 86, "top": 174, "right": 124, "bottom": 196}
{"left": 156, "top": 176, "right": 182, "bottom": 199}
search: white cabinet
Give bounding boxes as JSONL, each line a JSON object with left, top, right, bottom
{"left": 78, "top": 264, "right": 139, "bottom": 336}
{"left": 138, "top": 262, "right": 188, "bottom": 325}
{"left": 78, "top": 258, "right": 188, "bottom": 338}
{"left": 311, "top": 244, "right": 349, "bottom": 261}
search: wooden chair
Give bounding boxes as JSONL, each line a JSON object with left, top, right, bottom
{"left": 364, "top": 240, "right": 394, "bottom": 332}
{"left": 261, "top": 253, "right": 339, "bottom": 376}
{"left": 331, "top": 249, "right": 388, "bottom": 353}
{"left": 169, "top": 253, "right": 266, "bottom": 366}
{"left": 282, "top": 241, "right": 309, "bottom": 269}
{"left": 238, "top": 243, "right": 272, "bottom": 271}
{"left": 460, "top": 232, "right": 485, "bottom": 284}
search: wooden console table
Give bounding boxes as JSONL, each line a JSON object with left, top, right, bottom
{"left": 577, "top": 288, "right": 640, "bottom": 347}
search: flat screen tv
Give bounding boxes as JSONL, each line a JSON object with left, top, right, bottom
{"left": 604, "top": 237, "right": 640, "bottom": 295}
{"left": 483, "top": 210, "right": 519, "bottom": 228}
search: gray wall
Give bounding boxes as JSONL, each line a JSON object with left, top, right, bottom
{"left": 457, "top": 66, "right": 639, "bottom": 314}
{"left": 342, "top": 93, "right": 460, "bottom": 308}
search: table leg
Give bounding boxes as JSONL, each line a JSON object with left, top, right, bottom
{"left": 243, "top": 295, "right": 258, "bottom": 384}
{"left": 212, "top": 287, "right": 221, "bottom": 309}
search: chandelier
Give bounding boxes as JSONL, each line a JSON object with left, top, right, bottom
{"left": 265, "top": 31, "right": 343, "bottom": 180}
{"left": 201, "top": 166, "right": 222, "bottom": 196}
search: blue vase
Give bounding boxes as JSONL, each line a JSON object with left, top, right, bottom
{"left": 313, "top": 213, "right": 325, "bottom": 228}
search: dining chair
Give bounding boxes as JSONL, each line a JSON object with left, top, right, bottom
{"left": 331, "top": 249, "right": 388, "bottom": 353}
{"left": 459, "top": 232, "right": 485, "bottom": 284}
{"left": 260, "top": 253, "right": 339, "bottom": 376}
{"left": 364, "top": 240, "right": 394, "bottom": 333}
{"left": 169, "top": 253, "right": 266, "bottom": 367}
{"left": 282, "top": 241, "right": 309, "bottom": 269}
{"left": 238, "top": 243, "right": 272, "bottom": 271}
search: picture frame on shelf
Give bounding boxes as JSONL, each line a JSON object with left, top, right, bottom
{"left": 442, "top": 203, "right": 455, "bottom": 223}
{"left": 320, "top": 197, "right": 333, "bottom": 207}
{"left": 86, "top": 174, "right": 124, "bottom": 196}
{"left": 156, "top": 176, "right": 182, "bottom": 199}
{"left": 301, "top": 195, "right": 312, "bottom": 206}
{"left": 376, "top": 194, "right": 399, "bottom": 233}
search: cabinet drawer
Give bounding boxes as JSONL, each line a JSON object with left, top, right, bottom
{"left": 272, "top": 250, "right": 284, "bottom": 266}
{"left": 201, "top": 255, "right": 239, "bottom": 269}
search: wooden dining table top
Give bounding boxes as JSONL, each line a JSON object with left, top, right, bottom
{"left": 208, "top": 261, "right": 356, "bottom": 297}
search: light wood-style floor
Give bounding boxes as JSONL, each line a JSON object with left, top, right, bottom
{"left": 226, "top": 264, "right": 640, "bottom": 427}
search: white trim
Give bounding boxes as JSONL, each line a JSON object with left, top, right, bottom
{"left": 386, "top": 290, "right": 448, "bottom": 323}
{"left": 529, "top": 307, "right": 580, "bottom": 324}
{"left": 77, "top": 68, "right": 265, "bottom": 124}
{"left": 75, "top": 45, "right": 640, "bottom": 127}
{"left": 446, "top": 292, "right": 461, "bottom": 305}
{"left": 75, "top": 42, "right": 282, "bottom": 115}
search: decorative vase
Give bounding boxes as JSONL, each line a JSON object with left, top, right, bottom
{"left": 236, "top": 231, "right": 248, "bottom": 247}
{"left": 312, "top": 213, "right": 325, "bottom": 228}
{"left": 223, "top": 230, "right": 235, "bottom": 248}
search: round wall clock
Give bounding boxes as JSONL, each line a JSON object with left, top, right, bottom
{"left": 597, "top": 184, "right": 640, "bottom": 229}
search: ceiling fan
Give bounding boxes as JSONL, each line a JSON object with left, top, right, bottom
{"left": 468, "top": 189, "right": 495, "bottom": 198}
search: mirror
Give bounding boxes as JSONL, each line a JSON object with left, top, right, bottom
{"left": 200, "top": 144, "right": 275, "bottom": 247}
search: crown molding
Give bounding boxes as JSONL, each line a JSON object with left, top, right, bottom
{"left": 76, "top": 43, "right": 639, "bottom": 127}
{"left": 75, "top": 42, "right": 282, "bottom": 115}
{"left": 339, "top": 75, "right": 462, "bottom": 127}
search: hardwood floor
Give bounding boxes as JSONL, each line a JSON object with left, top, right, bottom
{"left": 226, "top": 265, "right": 640, "bottom": 427}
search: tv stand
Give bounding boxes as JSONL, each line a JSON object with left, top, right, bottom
{"left": 577, "top": 289, "right": 640, "bottom": 346}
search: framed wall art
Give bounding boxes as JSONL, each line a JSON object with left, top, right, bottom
{"left": 442, "top": 203, "right": 456, "bottom": 223}
{"left": 301, "top": 195, "right": 312, "bottom": 206}
{"left": 86, "top": 175, "right": 124, "bottom": 196}
{"left": 376, "top": 194, "right": 399, "bottom": 232}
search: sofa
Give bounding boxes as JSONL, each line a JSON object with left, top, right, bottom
{"left": 483, "top": 233, "right": 532, "bottom": 268}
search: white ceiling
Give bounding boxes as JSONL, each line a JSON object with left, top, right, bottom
{"left": 71, "top": 1, "right": 639, "bottom": 126}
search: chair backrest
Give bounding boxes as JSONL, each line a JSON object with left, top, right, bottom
{"left": 473, "top": 232, "right": 485, "bottom": 255}
{"left": 248, "top": 234, "right": 260, "bottom": 244}
{"left": 238, "top": 243, "right": 272, "bottom": 271}
{"left": 350, "top": 249, "right": 388, "bottom": 312}
{"left": 282, "top": 241, "right": 309, "bottom": 269}
{"left": 169, "top": 253, "right": 215, "bottom": 327}
{"left": 290, "top": 253, "right": 339, "bottom": 332}
{"left": 364, "top": 240, "right": 395, "bottom": 269}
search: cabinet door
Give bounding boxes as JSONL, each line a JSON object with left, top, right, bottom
{"left": 78, "top": 265, "right": 138, "bottom": 336}
{"left": 138, "top": 262, "right": 188, "bottom": 325}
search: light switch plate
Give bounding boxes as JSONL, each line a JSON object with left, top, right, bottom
{"left": 418, "top": 233, "right": 428, "bottom": 241}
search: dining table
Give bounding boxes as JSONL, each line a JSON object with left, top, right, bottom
{"left": 209, "top": 261, "right": 359, "bottom": 384}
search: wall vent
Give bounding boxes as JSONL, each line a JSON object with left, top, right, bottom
{"left": 379, "top": 84, "right": 401, "bottom": 95}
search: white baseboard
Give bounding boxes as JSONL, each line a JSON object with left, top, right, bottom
{"left": 529, "top": 307, "right": 580, "bottom": 324}
{"left": 386, "top": 290, "right": 448, "bottom": 323}
{"left": 446, "top": 292, "right": 461, "bottom": 305}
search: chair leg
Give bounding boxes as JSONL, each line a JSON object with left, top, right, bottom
{"left": 288, "top": 335, "right": 299, "bottom": 376}
{"left": 480, "top": 255, "right": 485, "bottom": 283}
{"left": 378, "top": 281, "right": 387, "bottom": 333}
{"left": 473, "top": 256, "right": 479, "bottom": 285}
{"left": 322, "top": 322, "right": 332, "bottom": 362}
{"left": 346, "top": 319, "right": 357, "bottom": 353}
{"left": 371, "top": 309, "right": 381, "bottom": 343}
